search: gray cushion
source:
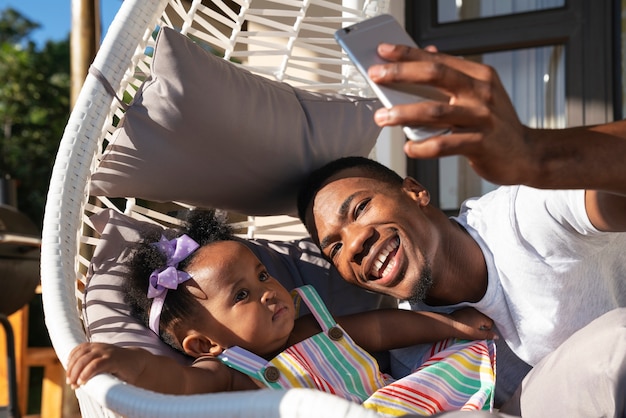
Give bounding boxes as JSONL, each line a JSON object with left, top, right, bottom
{"left": 89, "top": 27, "right": 382, "bottom": 216}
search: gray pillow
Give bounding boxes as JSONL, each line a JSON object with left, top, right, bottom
{"left": 89, "top": 27, "right": 382, "bottom": 216}
{"left": 83, "top": 209, "right": 396, "bottom": 361}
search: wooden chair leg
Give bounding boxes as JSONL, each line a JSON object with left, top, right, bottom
{"left": 0, "top": 316, "right": 11, "bottom": 408}
{"left": 40, "top": 361, "right": 64, "bottom": 418}
{"left": 24, "top": 348, "right": 65, "bottom": 418}
{"left": 2, "top": 301, "right": 68, "bottom": 418}
{"left": 8, "top": 306, "right": 28, "bottom": 417}
{"left": 0, "top": 313, "right": 21, "bottom": 418}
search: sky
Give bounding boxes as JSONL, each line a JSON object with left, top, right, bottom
{"left": 1, "top": 0, "right": 122, "bottom": 47}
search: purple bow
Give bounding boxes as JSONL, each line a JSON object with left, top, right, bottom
{"left": 147, "top": 234, "right": 199, "bottom": 335}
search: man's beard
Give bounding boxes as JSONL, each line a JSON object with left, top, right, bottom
{"left": 406, "top": 262, "right": 434, "bottom": 304}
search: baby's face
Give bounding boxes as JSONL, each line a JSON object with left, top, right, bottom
{"left": 185, "top": 240, "right": 296, "bottom": 357}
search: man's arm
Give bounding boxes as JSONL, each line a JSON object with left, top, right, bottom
{"left": 336, "top": 308, "right": 495, "bottom": 353}
{"left": 366, "top": 43, "right": 626, "bottom": 230}
{"left": 366, "top": 44, "right": 626, "bottom": 196}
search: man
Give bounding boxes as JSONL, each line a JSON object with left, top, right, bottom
{"left": 368, "top": 44, "right": 626, "bottom": 416}
{"left": 297, "top": 41, "right": 626, "bottom": 416}
{"left": 297, "top": 156, "right": 626, "bottom": 416}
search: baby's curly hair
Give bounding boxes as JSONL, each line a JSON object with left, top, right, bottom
{"left": 123, "top": 209, "right": 234, "bottom": 351}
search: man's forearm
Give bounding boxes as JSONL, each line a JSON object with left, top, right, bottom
{"left": 526, "top": 121, "right": 626, "bottom": 194}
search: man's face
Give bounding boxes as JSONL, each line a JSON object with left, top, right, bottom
{"left": 305, "top": 167, "right": 437, "bottom": 302}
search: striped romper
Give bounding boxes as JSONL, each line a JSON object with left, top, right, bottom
{"left": 218, "top": 285, "right": 496, "bottom": 416}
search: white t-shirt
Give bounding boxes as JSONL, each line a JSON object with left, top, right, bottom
{"left": 446, "top": 186, "right": 626, "bottom": 366}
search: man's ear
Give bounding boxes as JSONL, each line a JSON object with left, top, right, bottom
{"left": 182, "top": 333, "right": 226, "bottom": 358}
{"left": 402, "top": 177, "right": 430, "bottom": 206}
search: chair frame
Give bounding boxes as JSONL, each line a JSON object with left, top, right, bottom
{"left": 40, "top": 0, "right": 388, "bottom": 416}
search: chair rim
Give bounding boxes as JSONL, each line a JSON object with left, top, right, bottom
{"left": 40, "top": 1, "right": 388, "bottom": 416}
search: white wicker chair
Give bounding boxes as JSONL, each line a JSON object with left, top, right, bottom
{"left": 40, "top": 0, "right": 389, "bottom": 416}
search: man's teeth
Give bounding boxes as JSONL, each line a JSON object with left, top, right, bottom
{"left": 371, "top": 238, "right": 399, "bottom": 278}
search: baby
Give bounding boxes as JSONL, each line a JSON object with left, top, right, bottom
{"left": 67, "top": 210, "right": 496, "bottom": 414}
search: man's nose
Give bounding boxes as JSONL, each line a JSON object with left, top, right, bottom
{"left": 344, "top": 224, "right": 373, "bottom": 265}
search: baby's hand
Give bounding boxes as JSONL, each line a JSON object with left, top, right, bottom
{"left": 66, "top": 342, "right": 147, "bottom": 388}
{"left": 449, "top": 307, "right": 497, "bottom": 340}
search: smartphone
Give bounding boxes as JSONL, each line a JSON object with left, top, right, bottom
{"left": 335, "top": 14, "right": 449, "bottom": 141}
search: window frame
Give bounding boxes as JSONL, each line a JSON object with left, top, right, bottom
{"left": 404, "top": 0, "right": 620, "bottom": 209}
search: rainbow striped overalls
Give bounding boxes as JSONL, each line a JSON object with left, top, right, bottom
{"left": 218, "top": 285, "right": 496, "bottom": 416}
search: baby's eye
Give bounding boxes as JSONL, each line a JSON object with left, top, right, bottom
{"left": 259, "top": 271, "right": 270, "bottom": 282}
{"left": 235, "top": 289, "right": 249, "bottom": 302}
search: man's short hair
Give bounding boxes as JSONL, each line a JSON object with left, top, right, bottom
{"left": 296, "top": 156, "right": 403, "bottom": 225}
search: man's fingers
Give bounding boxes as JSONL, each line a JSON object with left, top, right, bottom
{"left": 478, "top": 319, "right": 497, "bottom": 340}
{"left": 375, "top": 43, "right": 429, "bottom": 62}
{"left": 374, "top": 101, "right": 490, "bottom": 132}
{"left": 403, "top": 132, "right": 485, "bottom": 159}
{"left": 373, "top": 43, "right": 500, "bottom": 86}
{"left": 369, "top": 60, "right": 490, "bottom": 102}
{"left": 483, "top": 330, "right": 498, "bottom": 340}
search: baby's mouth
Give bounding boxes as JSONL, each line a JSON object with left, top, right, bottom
{"left": 369, "top": 236, "right": 399, "bottom": 280}
{"left": 272, "top": 305, "right": 288, "bottom": 321}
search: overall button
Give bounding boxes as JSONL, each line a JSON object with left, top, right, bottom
{"left": 264, "top": 366, "right": 280, "bottom": 382}
{"left": 328, "top": 326, "right": 344, "bottom": 341}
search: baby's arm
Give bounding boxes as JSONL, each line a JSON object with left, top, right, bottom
{"left": 335, "top": 307, "right": 496, "bottom": 353}
{"left": 67, "top": 342, "right": 258, "bottom": 394}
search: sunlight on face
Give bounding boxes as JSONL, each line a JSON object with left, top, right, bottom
{"left": 185, "top": 241, "right": 297, "bottom": 357}
{"left": 306, "top": 167, "right": 436, "bottom": 302}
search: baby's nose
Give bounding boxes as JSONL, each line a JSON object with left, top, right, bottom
{"left": 262, "top": 289, "right": 277, "bottom": 304}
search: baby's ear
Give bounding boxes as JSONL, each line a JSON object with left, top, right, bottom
{"left": 182, "top": 333, "right": 225, "bottom": 358}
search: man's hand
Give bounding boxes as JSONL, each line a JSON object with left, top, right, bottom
{"left": 449, "top": 307, "right": 497, "bottom": 340}
{"left": 368, "top": 43, "right": 626, "bottom": 196}
{"left": 368, "top": 43, "right": 533, "bottom": 186}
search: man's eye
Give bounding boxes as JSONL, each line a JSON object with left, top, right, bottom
{"left": 235, "top": 289, "right": 249, "bottom": 302}
{"left": 354, "top": 199, "right": 370, "bottom": 218}
{"left": 329, "top": 243, "right": 342, "bottom": 260}
{"left": 259, "top": 271, "right": 270, "bottom": 282}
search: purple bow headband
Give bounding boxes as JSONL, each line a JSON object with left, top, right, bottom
{"left": 147, "top": 234, "right": 200, "bottom": 335}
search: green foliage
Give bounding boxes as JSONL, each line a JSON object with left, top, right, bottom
{"left": 0, "top": 7, "right": 70, "bottom": 227}
{"left": 0, "top": 7, "right": 40, "bottom": 45}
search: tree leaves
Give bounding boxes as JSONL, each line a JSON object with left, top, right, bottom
{"left": 0, "top": 7, "right": 70, "bottom": 226}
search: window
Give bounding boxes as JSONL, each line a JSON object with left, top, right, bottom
{"left": 437, "top": 0, "right": 565, "bottom": 23}
{"left": 405, "top": 0, "right": 619, "bottom": 211}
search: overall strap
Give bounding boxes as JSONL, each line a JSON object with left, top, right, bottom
{"left": 292, "top": 285, "right": 336, "bottom": 332}
{"left": 218, "top": 346, "right": 268, "bottom": 381}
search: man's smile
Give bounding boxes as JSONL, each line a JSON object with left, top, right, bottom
{"left": 365, "top": 235, "right": 400, "bottom": 286}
